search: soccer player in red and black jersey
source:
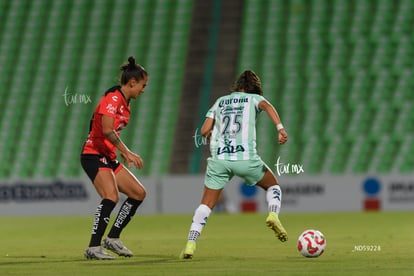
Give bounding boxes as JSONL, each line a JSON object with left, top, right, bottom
{"left": 81, "top": 56, "right": 148, "bottom": 260}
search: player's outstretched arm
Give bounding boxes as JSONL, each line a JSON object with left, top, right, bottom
{"left": 258, "top": 100, "right": 288, "bottom": 145}
{"left": 102, "top": 114, "right": 144, "bottom": 169}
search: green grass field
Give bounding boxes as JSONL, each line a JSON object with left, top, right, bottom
{"left": 0, "top": 212, "right": 413, "bottom": 275}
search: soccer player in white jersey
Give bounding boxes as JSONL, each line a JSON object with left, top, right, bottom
{"left": 180, "top": 70, "right": 288, "bottom": 259}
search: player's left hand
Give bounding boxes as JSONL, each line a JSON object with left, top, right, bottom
{"left": 121, "top": 150, "right": 144, "bottom": 169}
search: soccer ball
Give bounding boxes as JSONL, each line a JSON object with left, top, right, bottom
{"left": 297, "top": 229, "right": 326, "bottom": 257}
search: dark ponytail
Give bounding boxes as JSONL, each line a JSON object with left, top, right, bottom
{"left": 120, "top": 56, "right": 148, "bottom": 85}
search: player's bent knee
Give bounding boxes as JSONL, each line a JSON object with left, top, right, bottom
{"left": 127, "top": 185, "right": 146, "bottom": 201}
{"left": 137, "top": 187, "right": 146, "bottom": 200}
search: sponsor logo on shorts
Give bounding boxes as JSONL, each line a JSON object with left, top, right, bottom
{"left": 99, "top": 157, "right": 108, "bottom": 165}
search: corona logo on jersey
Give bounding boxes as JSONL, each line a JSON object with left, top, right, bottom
{"left": 218, "top": 97, "right": 248, "bottom": 107}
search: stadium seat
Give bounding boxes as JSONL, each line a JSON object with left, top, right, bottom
{"left": 302, "top": 103, "right": 324, "bottom": 138}
{"left": 369, "top": 135, "right": 398, "bottom": 173}
{"left": 392, "top": 36, "right": 414, "bottom": 74}
{"left": 309, "top": 0, "right": 329, "bottom": 32}
{"left": 394, "top": 134, "right": 414, "bottom": 172}
{"left": 370, "top": 36, "right": 395, "bottom": 74}
{"left": 348, "top": 69, "right": 372, "bottom": 106}
{"left": 349, "top": 0, "right": 373, "bottom": 42}
{"left": 392, "top": 68, "right": 414, "bottom": 106}
{"left": 326, "top": 69, "right": 349, "bottom": 106}
{"left": 2, "top": 0, "right": 414, "bottom": 178}
{"left": 328, "top": 0, "right": 351, "bottom": 41}
{"left": 300, "top": 135, "right": 324, "bottom": 174}
{"left": 241, "top": 0, "right": 414, "bottom": 175}
{"left": 370, "top": 69, "right": 395, "bottom": 104}
{"left": 0, "top": 0, "right": 195, "bottom": 179}
{"left": 346, "top": 135, "right": 373, "bottom": 173}
{"left": 348, "top": 37, "right": 373, "bottom": 75}
{"left": 327, "top": 38, "right": 350, "bottom": 71}
{"left": 306, "top": 37, "right": 327, "bottom": 74}
{"left": 370, "top": 0, "right": 396, "bottom": 41}
{"left": 346, "top": 103, "right": 374, "bottom": 139}
{"left": 369, "top": 102, "right": 396, "bottom": 140}
{"left": 393, "top": 102, "right": 414, "bottom": 138}
{"left": 323, "top": 103, "right": 348, "bottom": 139}
{"left": 322, "top": 135, "right": 349, "bottom": 174}
{"left": 304, "top": 70, "right": 326, "bottom": 103}
{"left": 238, "top": 0, "right": 266, "bottom": 69}
{"left": 124, "top": 0, "right": 192, "bottom": 175}
{"left": 391, "top": 0, "right": 414, "bottom": 38}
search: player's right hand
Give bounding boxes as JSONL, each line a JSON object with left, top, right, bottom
{"left": 278, "top": 129, "right": 288, "bottom": 145}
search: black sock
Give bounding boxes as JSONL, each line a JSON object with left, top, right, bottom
{"left": 88, "top": 199, "right": 116, "bottom": 247}
{"left": 107, "top": 198, "right": 142, "bottom": 239}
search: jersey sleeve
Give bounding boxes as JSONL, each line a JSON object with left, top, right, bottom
{"left": 98, "top": 92, "right": 121, "bottom": 118}
{"left": 251, "top": 94, "right": 267, "bottom": 112}
{"left": 205, "top": 99, "right": 219, "bottom": 119}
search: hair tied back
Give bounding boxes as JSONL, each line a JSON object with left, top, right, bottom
{"left": 127, "top": 56, "right": 136, "bottom": 70}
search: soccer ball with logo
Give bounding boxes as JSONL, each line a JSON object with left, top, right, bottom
{"left": 297, "top": 229, "right": 326, "bottom": 257}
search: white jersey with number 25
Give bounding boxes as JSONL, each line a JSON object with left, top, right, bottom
{"left": 206, "top": 92, "right": 266, "bottom": 161}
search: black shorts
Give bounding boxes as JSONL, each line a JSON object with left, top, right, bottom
{"left": 80, "top": 154, "right": 123, "bottom": 182}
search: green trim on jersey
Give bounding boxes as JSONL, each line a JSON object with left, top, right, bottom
{"left": 206, "top": 92, "right": 266, "bottom": 161}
